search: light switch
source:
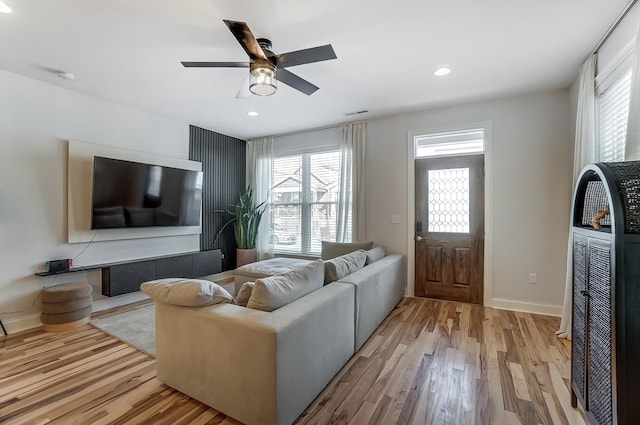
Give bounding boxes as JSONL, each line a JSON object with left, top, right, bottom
{"left": 391, "top": 215, "right": 400, "bottom": 224}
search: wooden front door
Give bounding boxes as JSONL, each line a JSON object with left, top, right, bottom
{"left": 414, "top": 154, "right": 484, "bottom": 304}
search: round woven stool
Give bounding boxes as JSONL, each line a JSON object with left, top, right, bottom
{"left": 41, "top": 283, "right": 92, "bottom": 332}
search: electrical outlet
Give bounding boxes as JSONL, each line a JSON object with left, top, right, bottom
{"left": 529, "top": 273, "right": 537, "bottom": 284}
{"left": 391, "top": 215, "right": 400, "bottom": 224}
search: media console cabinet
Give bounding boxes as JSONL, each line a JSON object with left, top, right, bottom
{"left": 36, "top": 250, "right": 222, "bottom": 296}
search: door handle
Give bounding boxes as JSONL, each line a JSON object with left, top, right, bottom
{"left": 580, "top": 290, "right": 590, "bottom": 298}
{"left": 415, "top": 235, "right": 423, "bottom": 242}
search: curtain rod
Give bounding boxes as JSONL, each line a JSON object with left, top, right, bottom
{"left": 257, "top": 120, "right": 366, "bottom": 140}
{"left": 591, "top": 0, "right": 638, "bottom": 55}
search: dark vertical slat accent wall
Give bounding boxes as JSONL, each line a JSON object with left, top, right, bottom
{"left": 189, "top": 125, "right": 246, "bottom": 271}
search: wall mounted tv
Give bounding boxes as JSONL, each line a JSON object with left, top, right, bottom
{"left": 91, "top": 156, "right": 203, "bottom": 229}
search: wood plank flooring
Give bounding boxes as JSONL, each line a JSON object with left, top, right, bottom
{"left": 0, "top": 297, "right": 585, "bottom": 425}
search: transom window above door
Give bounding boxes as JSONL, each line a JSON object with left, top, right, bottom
{"left": 414, "top": 128, "right": 484, "bottom": 158}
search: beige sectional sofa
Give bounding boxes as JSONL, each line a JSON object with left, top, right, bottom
{"left": 151, "top": 251, "right": 405, "bottom": 425}
{"left": 341, "top": 254, "right": 405, "bottom": 351}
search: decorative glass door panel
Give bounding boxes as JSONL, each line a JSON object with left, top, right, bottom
{"left": 428, "top": 167, "right": 470, "bottom": 233}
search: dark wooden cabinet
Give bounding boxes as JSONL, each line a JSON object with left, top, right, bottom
{"left": 36, "top": 250, "right": 222, "bottom": 297}
{"left": 571, "top": 161, "right": 640, "bottom": 425}
{"left": 102, "top": 250, "right": 222, "bottom": 296}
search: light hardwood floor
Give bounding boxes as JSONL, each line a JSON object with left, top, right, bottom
{"left": 0, "top": 297, "right": 585, "bottom": 425}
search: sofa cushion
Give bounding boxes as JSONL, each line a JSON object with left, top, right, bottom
{"left": 365, "top": 246, "right": 386, "bottom": 265}
{"left": 320, "top": 241, "right": 374, "bottom": 260}
{"left": 235, "top": 257, "right": 313, "bottom": 279}
{"left": 141, "top": 278, "right": 234, "bottom": 307}
{"left": 246, "top": 260, "right": 324, "bottom": 312}
{"left": 324, "top": 250, "right": 367, "bottom": 284}
{"left": 235, "top": 281, "right": 254, "bottom": 307}
{"left": 234, "top": 257, "right": 314, "bottom": 294}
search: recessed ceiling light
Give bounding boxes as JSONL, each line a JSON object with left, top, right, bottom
{"left": 247, "top": 111, "right": 259, "bottom": 117}
{"left": 0, "top": 2, "right": 12, "bottom": 13}
{"left": 434, "top": 67, "right": 451, "bottom": 77}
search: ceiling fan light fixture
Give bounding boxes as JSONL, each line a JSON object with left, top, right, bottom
{"left": 249, "top": 61, "right": 277, "bottom": 96}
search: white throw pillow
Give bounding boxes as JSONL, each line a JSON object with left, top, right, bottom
{"left": 324, "top": 249, "right": 367, "bottom": 284}
{"left": 365, "top": 246, "right": 386, "bottom": 265}
{"left": 246, "top": 260, "right": 325, "bottom": 312}
{"left": 140, "top": 278, "right": 234, "bottom": 307}
{"left": 235, "top": 281, "right": 255, "bottom": 307}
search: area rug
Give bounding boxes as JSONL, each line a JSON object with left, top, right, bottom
{"left": 91, "top": 305, "right": 156, "bottom": 357}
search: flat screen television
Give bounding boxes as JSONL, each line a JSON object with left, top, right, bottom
{"left": 91, "top": 156, "right": 203, "bottom": 229}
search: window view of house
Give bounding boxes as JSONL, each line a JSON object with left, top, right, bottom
{"left": 271, "top": 151, "right": 342, "bottom": 255}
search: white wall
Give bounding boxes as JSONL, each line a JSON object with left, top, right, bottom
{"left": 0, "top": 69, "right": 198, "bottom": 333}
{"left": 366, "top": 89, "right": 573, "bottom": 313}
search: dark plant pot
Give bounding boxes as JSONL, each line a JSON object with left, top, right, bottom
{"left": 236, "top": 248, "right": 257, "bottom": 268}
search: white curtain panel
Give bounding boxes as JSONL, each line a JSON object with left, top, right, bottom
{"left": 337, "top": 122, "right": 366, "bottom": 242}
{"left": 626, "top": 8, "right": 640, "bottom": 160}
{"left": 557, "top": 54, "right": 597, "bottom": 340}
{"left": 246, "top": 137, "right": 274, "bottom": 261}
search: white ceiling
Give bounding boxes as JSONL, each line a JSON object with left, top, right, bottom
{"left": 0, "top": 0, "right": 631, "bottom": 140}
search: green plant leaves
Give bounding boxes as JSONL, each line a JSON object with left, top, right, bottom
{"left": 213, "top": 187, "right": 266, "bottom": 249}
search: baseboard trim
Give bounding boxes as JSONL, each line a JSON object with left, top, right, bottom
{"left": 2, "top": 313, "right": 42, "bottom": 335}
{"left": 490, "top": 298, "right": 562, "bottom": 317}
{"left": 2, "top": 292, "right": 152, "bottom": 336}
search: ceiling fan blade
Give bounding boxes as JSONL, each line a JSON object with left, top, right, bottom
{"left": 274, "top": 45, "right": 337, "bottom": 68}
{"left": 181, "top": 61, "right": 249, "bottom": 68}
{"left": 235, "top": 76, "right": 251, "bottom": 99}
{"left": 277, "top": 69, "right": 319, "bottom": 96}
{"left": 223, "top": 20, "right": 268, "bottom": 61}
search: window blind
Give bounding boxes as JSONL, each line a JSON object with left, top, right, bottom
{"left": 597, "top": 69, "right": 632, "bottom": 162}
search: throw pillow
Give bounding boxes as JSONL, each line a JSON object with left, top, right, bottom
{"left": 140, "top": 278, "right": 234, "bottom": 307}
{"left": 321, "top": 241, "right": 374, "bottom": 260}
{"left": 324, "top": 249, "right": 367, "bottom": 284}
{"left": 246, "top": 260, "right": 324, "bottom": 312}
{"left": 235, "top": 281, "right": 255, "bottom": 307}
{"left": 365, "top": 246, "right": 386, "bottom": 265}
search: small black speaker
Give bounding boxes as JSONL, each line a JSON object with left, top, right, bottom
{"left": 45, "top": 259, "right": 72, "bottom": 273}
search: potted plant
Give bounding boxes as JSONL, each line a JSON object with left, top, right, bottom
{"left": 214, "top": 187, "right": 267, "bottom": 267}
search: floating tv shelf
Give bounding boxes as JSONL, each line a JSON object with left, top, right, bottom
{"left": 36, "top": 250, "right": 222, "bottom": 297}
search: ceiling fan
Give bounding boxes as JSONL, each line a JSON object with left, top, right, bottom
{"left": 181, "top": 20, "right": 337, "bottom": 98}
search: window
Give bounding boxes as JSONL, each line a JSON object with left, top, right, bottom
{"left": 597, "top": 69, "right": 632, "bottom": 162}
{"left": 270, "top": 151, "right": 342, "bottom": 255}
{"left": 414, "top": 128, "right": 484, "bottom": 158}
